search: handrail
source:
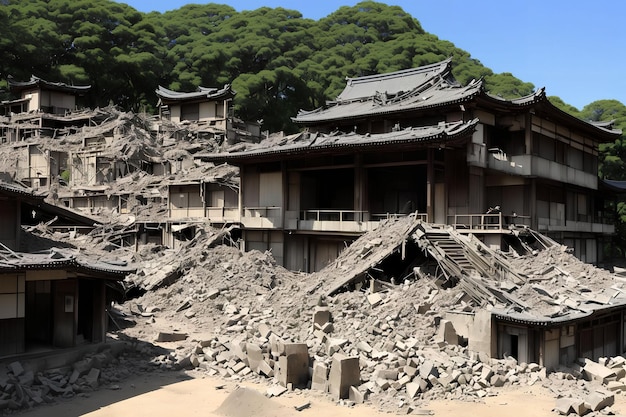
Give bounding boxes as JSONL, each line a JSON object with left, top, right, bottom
{"left": 300, "top": 209, "right": 366, "bottom": 222}
{"left": 448, "top": 213, "right": 532, "bottom": 231}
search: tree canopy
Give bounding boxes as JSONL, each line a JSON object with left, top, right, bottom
{"left": 1, "top": 0, "right": 624, "bottom": 137}
{"left": 3, "top": 0, "right": 626, "bottom": 255}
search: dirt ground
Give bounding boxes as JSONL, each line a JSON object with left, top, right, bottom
{"left": 14, "top": 368, "right": 625, "bottom": 417}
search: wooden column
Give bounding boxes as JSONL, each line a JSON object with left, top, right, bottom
{"left": 426, "top": 149, "right": 434, "bottom": 222}
{"left": 354, "top": 154, "right": 365, "bottom": 221}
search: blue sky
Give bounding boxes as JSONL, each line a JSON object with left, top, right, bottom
{"left": 120, "top": 1, "right": 626, "bottom": 110}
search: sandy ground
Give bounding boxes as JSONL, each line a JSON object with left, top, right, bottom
{"left": 15, "top": 368, "right": 624, "bottom": 417}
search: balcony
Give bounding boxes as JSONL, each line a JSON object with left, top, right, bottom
{"left": 448, "top": 213, "right": 531, "bottom": 232}
{"left": 283, "top": 210, "right": 428, "bottom": 233}
{"left": 293, "top": 210, "right": 373, "bottom": 233}
{"left": 241, "top": 206, "right": 282, "bottom": 228}
{"left": 205, "top": 207, "right": 239, "bottom": 223}
{"left": 538, "top": 218, "right": 615, "bottom": 234}
{"left": 467, "top": 144, "right": 597, "bottom": 189}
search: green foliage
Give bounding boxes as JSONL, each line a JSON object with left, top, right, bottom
{"left": 1, "top": 0, "right": 623, "bottom": 132}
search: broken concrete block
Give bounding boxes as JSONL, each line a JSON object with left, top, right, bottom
{"left": 554, "top": 397, "right": 577, "bottom": 415}
{"left": 490, "top": 374, "right": 506, "bottom": 387}
{"left": 231, "top": 361, "right": 246, "bottom": 374}
{"left": 328, "top": 353, "right": 360, "bottom": 400}
{"left": 313, "top": 307, "right": 331, "bottom": 329}
{"left": 311, "top": 362, "right": 328, "bottom": 392}
{"left": 419, "top": 360, "right": 438, "bottom": 379}
{"left": 584, "top": 390, "right": 614, "bottom": 412}
{"left": 581, "top": 359, "right": 617, "bottom": 383}
{"left": 177, "top": 354, "right": 200, "bottom": 369}
{"left": 356, "top": 341, "right": 373, "bottom": 354}
{"left": 606, "top": 380, "right": 626, "bottom": 391}
{"left": 18, "top": 371, "right": 34, "bottom": 387}
{"left": 404, "top": 365, "right": 418, "bottom": 377}
{"left": 435, "top": 319, "right": 458, "bottom": 345}
{"left": 414, "top": 302, "right": 432, "bottom": 314}
{"left": 266, "top": 385, "right": 287, "bottom": 397}
{"left": 258, "top": 323, "right": 272, "bottom": 338}
{"left": 277, "top": 344, "right": 309, "bottom": 388}
{"left": 376, "top": 369, "right": 399, "bottom": 380}
{"left": 257, "top": 360, "right": 274, "bottom": 378}
{"left": 349, "top": 386, "right": 365, "bottom": 404}
{"left": 155, "top": 332, "right": 188, "bottom": 342}
{"left": 375, "top": 378, "right": 390, "bottom": 391}
{"left": 85, "top": 368, "right": 100, "bottom": 389}
{"left": 317, "top": 322, "right": 334, "bottom": 334}
{"left": 326, "top": 338, "right": 348, "bottom": 356}
{"left": 406, "top": 379, "right": 428, "bottom": 399}
{"left": 246, "top": 343, "right": 263, "bottom": 373}
{"left": 366, "top": 293, "right": 382, "bottom": 307}
{"left": 228, "top": 340, "right": 247, "bottom": 362}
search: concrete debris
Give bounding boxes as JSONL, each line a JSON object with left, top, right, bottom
{"left": 95, "top": 216, "right": 626, "bottom": 416}
{"left": 0, "top": 343, "right": 162, "bottom": 412}
{"left": 4, "top": 107, "right": 626, "bottom": 417}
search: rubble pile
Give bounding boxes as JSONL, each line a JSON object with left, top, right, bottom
{"left": 105, "top": 220, "right": 622, "bottom": 413}
{"left": 9, "top": 214, "right": 626, "bottom": 414}
{"left": 0, "top": 344, "right": 161, "bottom": 412}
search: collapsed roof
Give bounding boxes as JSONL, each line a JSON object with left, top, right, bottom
{"left": 313, "top": 214, "right": 626, "bottom": 327}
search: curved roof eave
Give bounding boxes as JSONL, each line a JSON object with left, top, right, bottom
{"left": 292, "top": 81, "right": 483, "bottom": 125}
{"left": 479, "top": 88, "right": 622, "bottom": 141}
{"left": 8, "top": 76, "right": 91, "bottom": 94}
{"left": 156, "top": 84, "right": 235, "bottom": 102}
{"left": 202, "top": 119, "right": 479, "bottom": 163}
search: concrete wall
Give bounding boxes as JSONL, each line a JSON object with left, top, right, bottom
{"left": 169, "top": 184, "right": 204, "bottom": 219}
{"left": 468, "top": 310, "right": 494, "bottom": 357}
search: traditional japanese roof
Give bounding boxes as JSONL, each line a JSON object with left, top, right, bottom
{"left": 197, "top": 119, "right": 478, "bottom": 163}
{"left": 0, "top": 181, "right": 100, "bottom": 227}
{"left": 293, "top": 58, "right": 479, "bottom": 124}
{"left": 7, "top": 76, "right": 91, "bottom": 95}
{"left": 0, "top": 248, "right": 135, "bottom": 279}
{"left": 293, "top": 59, "right": 621, "bottom": 142}
{"left": 156, "top": 84, "right": 235, "bottom": 104}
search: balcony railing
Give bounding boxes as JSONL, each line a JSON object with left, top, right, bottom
{"left": 448, "top": 213, "right": 531, "bottom": 231}
{"left": 467, "top": 144, "right": 597, "bottom": 189}
{"left": 301, "top": 209, "right": 366, "bottom": 222}
{"left": 205, "top": 207, "right": 239, "bottom": 223}
{"left": 371, "top": 212, "right": 428, "bottom": 222}
{"left": 241, "top": 206, "right": 282, "bottom": 228}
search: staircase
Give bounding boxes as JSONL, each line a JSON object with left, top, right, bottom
{"left": 427, "top": 231, "right": 475, "bottom": 273}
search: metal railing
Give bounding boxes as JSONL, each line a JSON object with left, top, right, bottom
{"left": 300, "top": 209, "right": 367, "bottom": 222}
{"left": 448, "top": 213, "right": 532, "bottom": 231}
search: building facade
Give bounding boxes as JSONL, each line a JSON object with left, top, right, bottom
{"left": 203, "top": 59, "right": 620, "bottom": 271}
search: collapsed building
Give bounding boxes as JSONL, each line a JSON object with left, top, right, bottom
{"left": 199, "top": 58, "right": 620, "bottom": 271}
{"left": 0, "top": 60, "right": 626, "bottom": 416}
{"left": 311, "top": 214, "right": 626, "bottom": 368}
{"left": 0, "top": 181, "right": 135, "bottom": 357}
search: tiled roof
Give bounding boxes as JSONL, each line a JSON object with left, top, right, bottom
{"left": 335, "top": 58, "right": 454, "bottom": 102}
{"left": 8, "top": 76, "right": 91, "bottom": 94}
{"left": 293, "top": 58, "right": 474, "bottom": 124}
{"left": 198, "top": 119, "right": 478, "bottom": 162}
{"left": 0, "top": 249, "right": 134, "bottom": 279}
{"left": 156, "top": 84, "right": 235, "bottom": 102}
